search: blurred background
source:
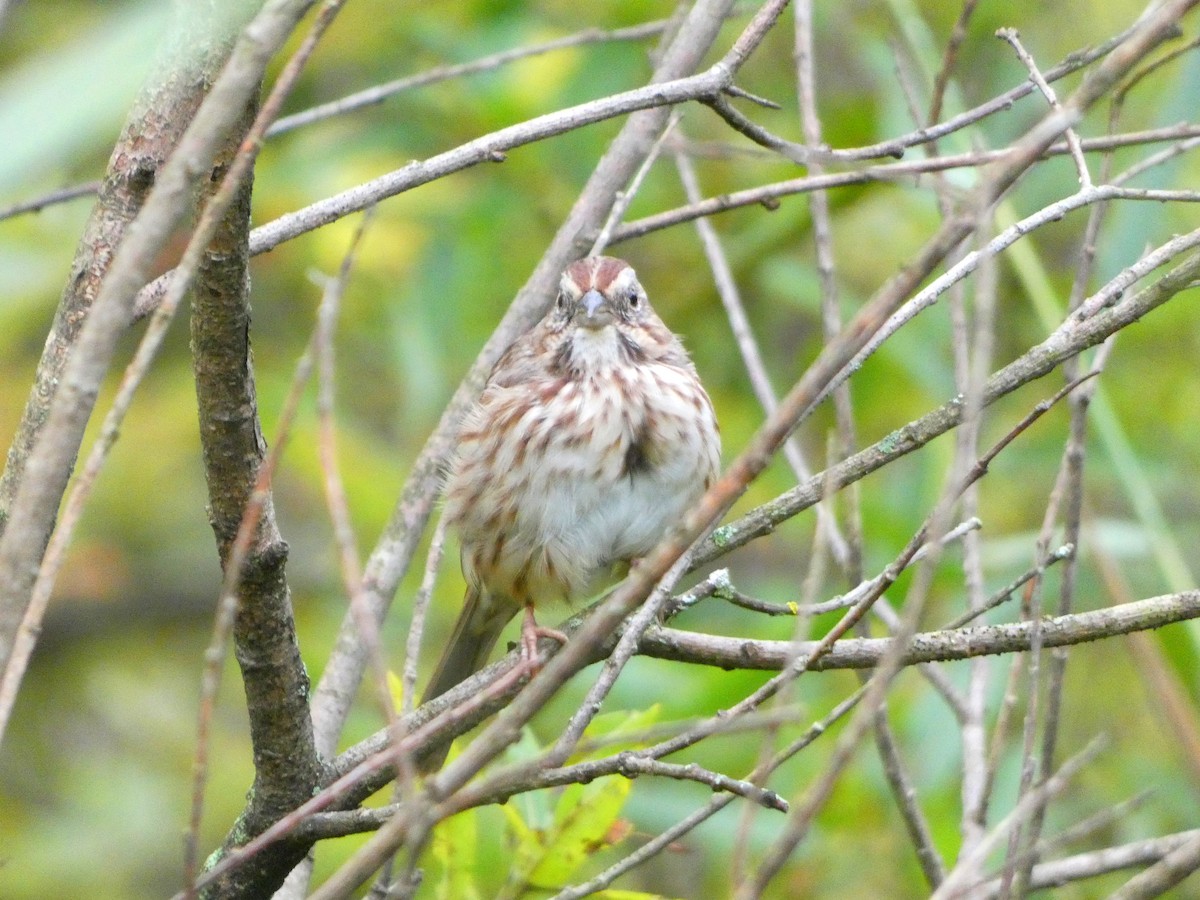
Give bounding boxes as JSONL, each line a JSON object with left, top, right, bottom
{"left": 1, "top": 0, "right": 1199, "bottom": 896}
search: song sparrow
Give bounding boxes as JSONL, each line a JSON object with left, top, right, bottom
{"left": 423, "top": 256, "right": 721, "bottom": 704}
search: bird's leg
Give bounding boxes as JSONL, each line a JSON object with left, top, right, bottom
{"left": 519, "top": 604, "right": 568, "bottom": 671}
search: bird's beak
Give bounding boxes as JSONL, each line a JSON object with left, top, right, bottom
{"left": 579, "top": 289, "right": 613, "bottom": 328}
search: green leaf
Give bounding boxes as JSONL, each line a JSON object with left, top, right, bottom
{"left": 432, "top": 807, "right": 480, "bottom": 900}
{"left": 525, "top": 775, "right": 631, "bottom": 889}
{"left": 497, "top": 713, "right": 656, "bottom": 896}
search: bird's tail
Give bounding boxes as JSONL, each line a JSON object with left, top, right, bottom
{"left": 422, "top": 586, "right": 514, "bottom": 706}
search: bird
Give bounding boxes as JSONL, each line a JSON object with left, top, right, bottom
{"left": 423, "top": 255, "right": 720, "bottom": 707}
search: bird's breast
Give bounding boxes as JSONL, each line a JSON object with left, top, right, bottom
{"left": 446, "top": 359, "right": 718, "bottom": 603}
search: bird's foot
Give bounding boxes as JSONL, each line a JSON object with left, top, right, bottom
{"left": 519, "top": 605, "right": 568, "bottom": 672}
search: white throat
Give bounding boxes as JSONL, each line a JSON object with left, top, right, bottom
{"left": 569, "top": 325, "right": 624, "bottom": 372}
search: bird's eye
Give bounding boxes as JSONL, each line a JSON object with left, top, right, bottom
{"left": 628, "top": 290, "right": 640, "bottom": 308}
{"left": 555, "top": 292, "right": 566, "bottom": 310}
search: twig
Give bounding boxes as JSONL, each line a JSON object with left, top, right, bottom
{"left": 549, "top": 544, "right": 701, "bottom": 763}
{"left": 826, "top": 22, "right": 1142, "bottom": 162}
{"left": 659, "top": 567, "right": 731, "bottom": 616}
{"left": 942, "top": 544, "right": 1075, "bottom": 630}
{"left": 313, "top": 209, "right": 398, "bottom": 722}
{"left": 704, "top": 20, "right": 1151, "bottom": 166}
{"left": 984, "top": 791, "right": 1155, "bottom": 894}
{"left": 0, "top": 180, "right": 100, "bottom": 222}
{"left": 547, "top": 686, "right": 867, "bottom": 900}
{"left": 1106, "top": 831, "right": 1200, "bottom": 900}
{"left": 1036, "top": 791, "right": 1154, "bottom": 858}
{"left": 1013, "top": 333, "right": 1110, "bottom": 895}
{"left": 266, "top": 18, "right": 680, "bottom": 136}
{"left": 715, "top": 585, "right": 801, "bottom": 616}
{"left": 976, "top": 830, "right": 1200, "bottom": 898}
{"left": 702, "top": 93, "right": 821, "bottom": 164}
{"left": 932, "top": 736, "right": 1109, "bottom": 899}
{"left": 613, "top": 755, "right": 788, "bottom": 811}
{"left": 723, "top": 82, "right": 782, "bottom": 108}
{"left": 607, "top": 136, "right": 1200, "bottom": 243}
{"left": 672, "top": 139, "right": 849, "bottom": 564}
{"left": 403, "top": 514, "right": 448, "bottom": 717}
{"left": 954, "top": 222, "right": 1000, "bottom": 866}
{"left": 999, "top": 28, "right": 1092, "bottom": 186}
{"left": 1114, "top": 34, "right": 1200, "bottom": 105}
{"left": 344, "top": 706, "right": 817, "bottom": 832}
{"left": 244, "top": 24, "right": 782, "bottom": 259}
{"left": 928, "top": 0, "right": 980, "bottom": 126}
{"left": 640, "top": 590, "right": 1200, "bottom": 672}
{"left": 590, "top": 110, "right": 682, "bottom": 254}
{"left": 776, "top": 518, "right": 981, "bottom": 619}
{"left": 1096, "top": 548, "right": 1200, "bottom": 782}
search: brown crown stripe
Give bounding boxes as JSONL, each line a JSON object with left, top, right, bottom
{"left": 565, "top": 256, "right": 631, "bottom": 293}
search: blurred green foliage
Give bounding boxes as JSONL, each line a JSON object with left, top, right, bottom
{"left": 2, "top": 0, "right": 1199, "bottom": 898}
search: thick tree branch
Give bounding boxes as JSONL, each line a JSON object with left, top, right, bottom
{"left": 0, "top": 0, "right": 319, "bottom": 689}
{"left": 188, "top": 120, "right": 323, "bottom": 900}
{"left": 0, "top": 2, "right": 263, "bottom": 743}
{"left": 0, "top": 3, "right": 248, "bottom": 553}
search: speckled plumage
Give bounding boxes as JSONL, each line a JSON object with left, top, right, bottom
{"left": 425, "top": 257, "right": 720, "bottom": 704}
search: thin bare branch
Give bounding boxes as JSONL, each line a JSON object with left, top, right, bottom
{"left": 999, "top": 28, "right": 1092, "bottom": 186}
{"left": 267, "top": 18, "right": 680, "bottom": 136}
{"left": 1106, "top": 832, "right": 1200, "bottom": 900}
{"left": 978, "top": 830, "right": 1200, "bottom": 898}
{"left": 933, "top": 737, "right": 1109, "bottom": 899}
{"left": 928, "top": 0, "right": 980, "bottom": 125}
{"left": 0, "top": 180, "right": 100, "bottom": 222}
{"left": 607, "top": 129, "right": 1200, "bottom": 243}
{"left": 641, "top": 590, "right": 1200, "bottom": 671}
{"left": 547, "top": 687, "right": 867, "bottom": 900}
{"left": 698, "top": 237, "right": 1200, "bottom": 568}
{"left": 591, "top": 110, "right": 682, "bottom": 255}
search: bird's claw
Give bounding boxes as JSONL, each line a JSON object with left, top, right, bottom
{"left": 519, "top": 606, "right": 568, "bottom": 673}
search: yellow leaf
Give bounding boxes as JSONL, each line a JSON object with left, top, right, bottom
{"left": 386, "top": 670, "right": 404, "bottom": 713}
{"left": 432, "top": 808, "right": 480, "bottom": 900}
